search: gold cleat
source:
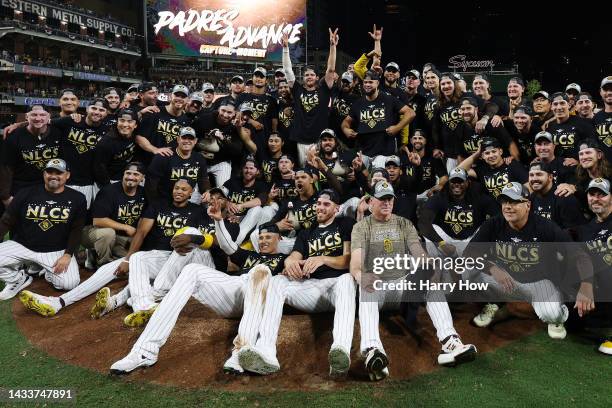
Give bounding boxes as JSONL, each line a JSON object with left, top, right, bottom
{"left": 19, "top": 291, "right": 57, "bottom": 317}
{"left": 123, "top": 306, "right": 157, "bottom": 327}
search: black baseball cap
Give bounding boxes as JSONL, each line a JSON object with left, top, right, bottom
{"left": 364, "top": 70, "right": 380, "bottom": 81}
{"left": 126, "top": 83, "right": 139, "bottom": 93}
{"left": 579, "top": 138, "right": 602, "bottom": 151}
{"left": 318, "top": 189, "right": 341, "bottom": 204}
{"left": 124, "top": 161, "right": 145, "bottom": 174}
{"left": 209, "top": 186, "right": 229, "bottom": 199}
{"left": 480, "top": 137, "right": 502, "bottom": 151}
{"left": 259, "top": 222, "right": 280, "bottom": 235}
{"left": 460, "top": 96, "right": 479, "bottom": 108}
{"left": 279, "top": 154, "right": 295, "bottom": 163}
{"left": 138, "top": 82, "right": 157, "bottom": 93}
{"left": 88, "top": 97, "right": 110, "bottom": 110}
{"left": 514, "top": 105, "right": 533, "bottom": 116}
{"left": 550, "top": 92, "right": 569, "bottom": 102}
{"left": 26, "top": 104, "right": 47, "bottom": 112}
{"left": 295, "top": 167, "right": 314, "bottom": 177}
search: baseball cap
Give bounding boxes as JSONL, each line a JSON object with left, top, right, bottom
{"left": 452, "top": 73, "right": 464, "bottom": 81}
{"left": 534, "top": 131, "right": 553, "bottom": 143}
{"left": 407, "top": 69, "right": 420, "bottom": 80}
{"left": 320, "top": 128, "right": 336, "bottom": 139}
{"left": 202, "top": 82, "right": 214, "bottom": 92}
{"left": 373, "top": 180, "right": 395, "bottom": 199}
{"left": 209, "top": 186, "right": 229, "bottom": 199}
{"left": 230, "top": 75, "right": 244, "bottom": 83}
{"left": 341, "top": 71, "right": 353, "bottom": 82}
{"left": 239, "top": 102, "right": 253, "bottom": 114}
{"left": 532, "top": 90, "right": 550, "bottom": 101}
{"left": 259, "top": 222, "right": 280, "bottom": 235}
{"left": 44, "top": 158, "right": 69, "bottom": 173}
{"left": 59, "top": 88, "right": 78, "bottom": 98}
{"left": 246, "top": 79, "right": 254, "bottom": 86}
{"left": 480, "top": 137, "right": 502, "bottom": 151}
{"left": 587, "top": 178, "right": 610, "bottom": 195}
{"left": 126, "top": 83, "right": 139, "bottom": 93}
{"left": 550, "top": 92, "right": 569, "bottom": 102}
{"left": 529, "top": 161, "right": 553, "bottom": 174}
{"left": 565, "top": 83, "right": 581, "bottom": 93}
{"left": 364, "top": 70, "right": 380, "bottom": 81}
{"left": 274, "top": 68, "right": 285, "bottom": 77}
{"left": 189, "top": 93, "right": 204, "bottom": 103}
{"left": 514, "top": 105, "right": 533, "bottom": 116}
{"left": 138, "top": 82, "right": 156, "bottom": 93}
{"left": 508, "top": 77, "right": 525, "bottom": 87}
{"left": 253, "top": 67, "right": 267, "bottom": 77}
{"left": 295, "top": 167, "right": 315, "bottom": 177}
{"left": 116, "top": 108, "right": 138, "bottom": 121}
{"left": 26, "top": 103, "right": 47, "bottom": 112}
{"left": 460, "top": 96, "right": 479, "bottom": 108}
{"left": 498, "top": 182, "right": 529, "bottom": 203}
{"left": 473, "top": 73, "right": 489, "bottom": 82}
{"left": 449, "top": 167, "right": 468, "bottom": 182}
{"left": 179, "top": 127, "right": 197, "bottom": 138}
{"left": 279, "top": 154, "right": 295, "bottom": 163}
{"left": 600, "top": 76, "right": 612, "bottom": 88}
{"left": 243, "top": 155, "right": 260, "bottom": 169}
{"left": 577, "top": 92, "right": 594, "bottom": 102}
{"left": 579, "top": 138, "right": 602, "bottom": 151}
{"left": 318, "top": 188, "right": 341, "bottom": 204}
{"left": 88, "top": 97, "right": 110, "bottom": 110}
{"left": 371, "top": 167, "right": 390, "bottom": 180}
{"left": 124, "top": 161, "right": 146, "bottom": 174}
{"left": 385, "top": 155, "right": 401, "bottom": 167}
{"left": 385, "top": 62, "right": 400, "bottom": 72}
{"left": 172, "top": 84, "right": 190, "bottom": 96}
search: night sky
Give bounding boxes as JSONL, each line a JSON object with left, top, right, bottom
{"left": 324, "top": 1, "right": 611, "bottom": 96}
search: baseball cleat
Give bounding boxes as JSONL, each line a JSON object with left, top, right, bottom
{"left": 547, "top": 323, "right": 567, "bottom": 340}
{"left": 328, "top": 345, "right": 351, "bottom": 377}
{"left": 110, "top": 352, "right": 157, "bottom": 375}
{"left": 364, "top": 348, "right": 389, "bottom": 381}
{"left": 438, "top": 335, "right": 477, "bottom": 366}
{"left": 90, "top": 287, "right": 117, "bottom": 319}
{"left": 598, "top": 340, "right": 612, "bottom": 355}
{"left": 0, "top": 274, "right": 33, "bottom": 301}
{"left": 472, "top": 303, "right": 510, "bottom": 327}
{"left": 237, "top": 346, "right": 280, "bottom": 375}
{"left": 123, "top": 306, "right": 157, "bottom": 328}
{"left": 223, "top": 351, "right": 244, "bottom": 375}
{"left": 19, "top": 291, "right": 59, "bottom": 317}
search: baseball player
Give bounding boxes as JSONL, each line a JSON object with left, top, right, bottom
{"left": 351, "top": 181, "right": 477, "bottom": 381}
{"left": 0, "top": 159, "right": 85, "bottom": 300}
{"left": 101, "top": 87, "right": 123, "bottom": 129}
{"left": 109, "top": 218, "right": 287, "bottom": 375}
{"left": 93, "top": 108, "right": 139, "bottom": 186}
{"left": 465, "top": 182, "right": 595, "bottom": 339}
{"left": 52, "top": 98, "right": 111, "bottom": 208}
{"left": 238, "top": 189, "right": 357, "bottom": 378}
{"left": 145, "top": 126, "right": 209, "bottom": 204}
{"left": 0, "top": 104, "right": 62, "bottom": 207}
{"left": 82, "top": 162, "right": 147, "bottom": 268}
{"left": 19, "top": 178, "right": 209, "bottom": 318}
{"left": 575, "top": 178, "right": 612, "bottom": 355}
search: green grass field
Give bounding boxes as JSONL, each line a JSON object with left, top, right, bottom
{"left": 1, "top": 300, "right": 611, "bottom": 408}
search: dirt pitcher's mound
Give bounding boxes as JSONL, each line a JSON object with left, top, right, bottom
{"left": 13, "top": 274, "right": 542, "bottom": 391}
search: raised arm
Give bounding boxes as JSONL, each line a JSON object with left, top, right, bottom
{"left": 281, "top": 31, "right": 295, "bottom": 87}
{"left": 324, "top": 28, "right": 339, "bottom": 89}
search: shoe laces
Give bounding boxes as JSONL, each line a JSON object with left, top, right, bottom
{"left": 443, "top": 335, "right": 463, "bottom": 352}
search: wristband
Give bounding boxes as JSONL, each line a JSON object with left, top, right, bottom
{"left": 438, "top": 241, "right": 446, "bottom": 247}
{"left": 199, "top": 233, "right": 214, "bottom": 250}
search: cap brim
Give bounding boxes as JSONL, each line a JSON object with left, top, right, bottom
{"left": 374, "top": 193, "right": 395, "bottom": 199}
{"left": 44, "top": 166, "right": 67, "bottom": 173}
{"left": 449, "top": 176, "right": 467, "bottom": 182}
{"left": 587, "top": 186, "right": 610, "bottom": 195}
{"left": 497, "top": 193, "right": 527, "bottom": 202}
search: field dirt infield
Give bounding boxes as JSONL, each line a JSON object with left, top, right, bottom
{"left": 13, "top": 271, "right": 542, "bottom": 391}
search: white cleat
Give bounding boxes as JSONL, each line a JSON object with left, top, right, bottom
{"left": 0, "top": 274, "right": 33, "bottom": 301}
{"left": 438, "top": 335, "right": 477, "bottom": 367}
{"left": 110, "top": 352, "right": 157, "bottom": 375}
{"left": 547, "top": 323, "right": 567, "bottom": 340}
{"left": 237, "top": 346, "right": 280, "bottom": 375}
{"left": 19, "top": 291, "right": 61, "bottom": 317}
{"left": 364, "top": 348, "right": 389, "bottom": 381}
{"left": 472, "top": 303, "right": 510, "bottom": 327}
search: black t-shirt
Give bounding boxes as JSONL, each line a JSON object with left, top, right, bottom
{"left": 592, "top": 110, "right": 612, "bottom": 163}
{"left": 306, "top": 157, "right": 336, "bottom": 191}
{"left": 230, "top": 248, "right": 287, "bottom": 275}
{"left": 195, "top": 208, "right": 239, "bottom": 271}
{"left": 411, "top": 153, "right": 446, "bottom": 192}
{"left": 140, "top": 201, "right": 202, "bottom": 251}
{"left": 426, "top": 192, "right": 498, "bottom": 239}
{"left": 433, "top": 100, "right": 462, "bottom": 158}
{"left": 147, "top": 151, "right": 208, "bottom": 199}
{"left": 94, "top": 133, "right": 136, "bottom": 183}
{"left": 2, "top": 126, "right": 62, "bottom": 192}
{"left": 138, "top": 108, "right": 191, "bottom": 149}
{"left": 273, "top": 194, "right": 318, "bottom": 235}
{"left": 276, "top": 98, "right": 294, "bottom": 141}
{"left": 102, "top": 111, "right": 118, "bottom": 129}
{"left": 541, "top": 156, "right": 577, "bottom": 186}
{"left": 480, "top": 95, "right": 510, "bottom": 117}
{"left": 470, "top": 214, "right": 572, "bottom": 282}
{"left": 331, "top": 89, "right": 359, "bottom": 147}
{"left": 91, "top": 183, "right": 146, "bottom": 234}
{"left": 529, "top": 189, "right": 585, "bottom": 230}
{"left": 547, "top": 116, "right": 597, "bottom": 158}
{"left": 576, "top": 215, "right": 612, "bottom": 278}
{"left": 349, "top": 92, "right": 405, "bottom": 156}
{"left": 7, "top": 185, "right": 87, "bottom": 252}
{"left": 191, "top": 111, "right": 244, "bottom": 166}
{"left": 404, "top": 92, "right": 427, "bottom": 136}
{"left": 423, "top": 93, "right": 438, "bottom": 136}
{"left": 270, "top": 176, "right": 298, "bottom": 202}
{"left": 505, "top": 120, "right": 542, "bottom": 165}
{"left": 456, "top": 122, "right": 514, "bottom": 158}
{"left": 292, "top": 217, "right": 355, "bottom": 279}
{"left": 52, "top": 117, "right": 108, "bottom": 185}
{"left": 238, "top": 93, "right": 278, "bottom": 132}
{"left": 290, "top": 79, "right": 334, "bottom": 144}
{"left": 223, "top": 177, "right": 268, "bottom": 217}
{"left": 474, "top": 161, "right": 528, "bottom": 199}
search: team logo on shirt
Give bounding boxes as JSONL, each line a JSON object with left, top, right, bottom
{"left": 26, "top": 201, "right": 72, "bottom": 231}
{"left": 251, "top": 100, "right": 270, "bottom": 120}
{"left": 360, "top": 105, "right": 386, "bottom": 128}
{"left": 595, "top": 119, "right": 612, "bottom": 147}
{"left": 117, "top": 200, "right": 145, "bottom": 226}
{"left": 300, "top": 92, "right": 319, "bottom": 112}
{"left": 444, "top": 206, "right": 474, "bottom": 235}
{"left": 440, "top": 107, "right": 461, "bottom": 131}
{"left": 293, "top": 201, "right": 317, "bottom": 229}
{"left": 383, "top": 238, "right": 393, "bottom": 253}
{"left": 171, "top": 164, "right": 200, "bottom": 181}
{"left": 22, "top": 144, "right": 61, "bottom": 170}
{"left": 424, "top": 99, "right": 437, "bottom": 121}
{"left": 333, "top": 97, "right": 351, "bottom": 116}
{"left": 156, "top": 211, "right": 191, "bottom": 237}
{"left": 585, "top": 230, "right": 612, "bottom": 266}
{"left": 157, "top": 119, "right": 183, "bottom": 145}
{"left": 483, "top": 171, "right": 510, "bottom": 198}
{"left": 307, "top": 229, "right": 343, "bottom": 257}
{"left": 67, "top": 127, "right": 102, "bottom": 154}
{"left": 278, "top": 106, "right": 294, "bottom": 128}
{"left": 552, "top": 128, "right": 576, "bottom": 152}
{"left": 262, "top": 160, "right": 278, "bottom": 183}
{"left": 114, "top": 143, "right": 136, "bottom": 161}
{"left": 495, "top": 241, "right": 541, "bottom": 273}
{"left": 463, "top": 134, "right": 481, "bottom": 155}
{"left": 243, "top": 254, "right": 283, "bottom": 271}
